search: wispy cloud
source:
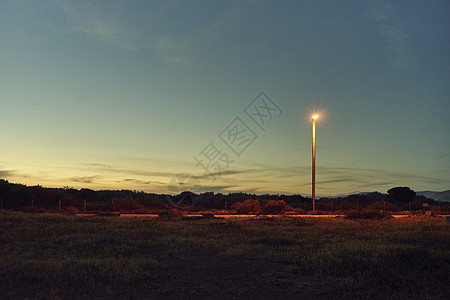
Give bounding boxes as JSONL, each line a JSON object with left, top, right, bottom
{"left": 431, "top": 155, "right": 448, "bottom": 161}
{"left": 57, "top": 2, "right": 120, "bottom": 39}
{"left": 120, "top": 178, "right": 168, "bottom": 187}
{"left": 70, "top": 175, "right": 100, "bottom": 184}
{"left": 4, "top": 159, "right": 447, "bottom": 195}
{"left": 366, "top": 0, "right": 413, "bottom": 70}
{"left": 80, "top": 163, "right": 180, "bottom": 179}
{"left": 50, "top": 1, "right": 256, "bottom": 65}
{"left": 192, "top": 169, "right": 255, "bottom": 180}
{"left": 51, "top": 1, "right": 141, "bottom": 50}
{"left": 153, "top": 2, "right": 259, "bottom": 65}
{"left": 223, "top": 162, "right": 449, "bottom": 194}
{"left": 0, "top": 169, "right": 14, "bottom": 178}
{"left": 314, "top": 165, "right": 448, "bottom": 193}
{"left": 154, "top": 36, "right": 192, "bottom": 64}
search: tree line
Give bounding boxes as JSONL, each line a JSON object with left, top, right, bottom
{"left": 0, "top": 179, "right": 446, "bottom": 213}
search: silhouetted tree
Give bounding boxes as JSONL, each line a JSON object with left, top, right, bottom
{"left": 387, "top": 187, "right": 416, "bottom": 203}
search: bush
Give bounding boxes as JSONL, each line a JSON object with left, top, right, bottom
{"left": 231, "top": 199, "right": 295, "bottom": 215}
{"left": 344, "top": 210, "right": 392, "bottom": 220}
{"left": 284, "top": 208, "right": 306, "bottom": 215}
{"left": 133, "top": 208, "right": 153, "bottom": 214}
{"left": 265, "top": 200, "right": 291, "bottom": 214}
{"left": 231, "top": 199, "right": 263, "bottom": 214}
{"left": 112, "top": 196, "right": 143, "bottom": 212}
{"left": 366, "top": 201, "right": 401, "bottom": 212}
{"left": 308, "top": 210, "right": 327, "bottom": 215}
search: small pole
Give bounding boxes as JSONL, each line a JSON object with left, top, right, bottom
{"left": 409, "top": 201, "right": 412, "bottom": 212}
{"left": 439, "top": 201, "right": 442, "bottom": 212}
{"left": 59, "top": 199, "right": 61, "bottom": 211}
{"left": 84, "top": 200, "right": 87, "bottom": 212}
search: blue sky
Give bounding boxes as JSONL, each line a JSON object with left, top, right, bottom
{"left": 1, "top": 0, "right": 449, "bottom": 196}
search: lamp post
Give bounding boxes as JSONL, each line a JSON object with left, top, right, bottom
{"left": 312, "top": 114, "right": 318, "bottom": 211}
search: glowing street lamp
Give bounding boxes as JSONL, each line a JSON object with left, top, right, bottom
{"left": 312, "top": 114, "right": 318, "bottom": 211}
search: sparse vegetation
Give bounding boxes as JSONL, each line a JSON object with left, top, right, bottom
{"left": 344, "top": 210, "right": 393, "bottom": 220}
{"left": 231, "top": 199, "right": 294, "bottom": 214}
{"left": 0, "top": 211, "right": 448, "bottom": 299}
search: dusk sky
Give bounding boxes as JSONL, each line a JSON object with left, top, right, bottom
{"left": 1, "top": 1, "right": 449, "bottom": 196}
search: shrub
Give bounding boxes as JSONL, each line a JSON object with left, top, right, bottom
{"left": 264, "top": 200, "right": 291, "bottom": 214}
{"left": 308, "top": 210, "right": 327, "bottom": 215}
{"left": 439, "top": 206, "right": 450, "bottom": 213}
{"left": 294, "top": 208, "right": 306, "bottom": 214}
{"left": 231, "top": 199, "right": 263, "bottom": 214}
{"left": 284, "top": 208, "right": 306, "bottom": 215}
{"left": 366, "top": 201, "right": 401, "bottom": 212}
{"left": 366, "top": 201, "right": 385, "bottom": 211}
{"left": 112, "top": 196, "right": 144, "bottom": 212}
{"left": 344, "top": 210, "right": 392, "bottom": 220}
{"left": 133, "top": 208, "right": 153, "bottom": 214}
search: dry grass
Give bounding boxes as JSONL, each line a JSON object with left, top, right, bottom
{"left": 0, "top": 211, "right": 449, "bottom": 299}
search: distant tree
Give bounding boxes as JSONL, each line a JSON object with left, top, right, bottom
{"left": 264, "top": 200, "right": 290, "bottom": 214}
{"left": 112, "top": 196, "right": 143, "bottom": 211}
{"left": 232, "top": 199, "right": 263, "bottom": 214}
{"left": 80, "top": 188, "right": 97, "bottom": 200}
{"left": 387, "top": 187, "right": 416, "bottom": 203}
{"left": 0, "top": 179, "right": 10, "bottom": 197}
{"left": 337, "top": 200, "right": 355, "bottom": 211}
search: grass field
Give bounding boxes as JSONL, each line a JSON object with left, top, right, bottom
{"left": 0, "top": 211, "right": 449, "bottom": 299}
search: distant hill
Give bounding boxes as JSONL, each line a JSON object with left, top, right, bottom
{"left": 417, "top": 190, "right": 450, "bottom": 202}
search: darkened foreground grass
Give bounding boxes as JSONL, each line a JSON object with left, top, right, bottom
{"left": 0, "top": 212, "right": 449, "bottom": 299}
